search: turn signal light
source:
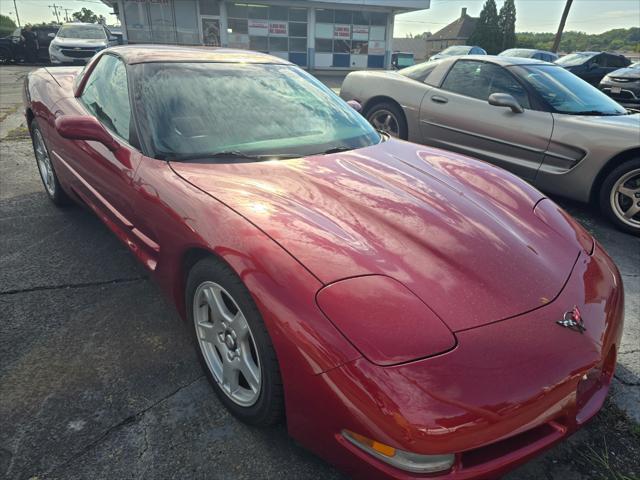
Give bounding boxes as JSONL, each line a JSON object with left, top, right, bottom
{"left": 342, "top": 430, "right": 455, "bottom": 474}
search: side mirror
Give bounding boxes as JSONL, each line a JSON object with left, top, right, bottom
{"left": 55, "top": 115, "right": 120, "bottom": 152}
{"left": 488, "top": 93, "right": 524, "bottom": 114}
{"left": 346, "top": 100, "right": 362, "bottom": 113}
{"left": 48, "top": 32, "right": 55, "bottom": 38}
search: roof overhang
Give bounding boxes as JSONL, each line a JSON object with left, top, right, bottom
{"left": 102, "top": 0, "right": 430, "bottom": 12}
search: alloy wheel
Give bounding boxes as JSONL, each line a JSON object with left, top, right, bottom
{"left": 610, "top": 168, "right": 640, "bottom": 229}
{"left": 193, "top": 281, "right": 262, "bottom": 407}
{"left": 33, "top": 127, "right": 56, "bottom": 197}
{"left": 369, "top": 109, "right": 400, "bottom": 137}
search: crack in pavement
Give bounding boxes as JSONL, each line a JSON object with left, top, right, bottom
{"left": 0, "top": 277, "right": 148, "bottom": 295}
{"left": 42, "top": 374, "right": 206, "bottom": 478}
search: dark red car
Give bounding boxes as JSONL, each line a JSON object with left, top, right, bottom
{"left": 23, "top": 46, "right": 624, "bottom": 479}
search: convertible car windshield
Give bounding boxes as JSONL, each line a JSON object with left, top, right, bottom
{"left": 514, "top": 64, "right": 627, "bottom": 115}
{"left": 132, "top": 63, "right": 380, "bottom": 161}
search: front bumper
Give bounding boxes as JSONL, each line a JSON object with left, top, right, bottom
{"left": 49, "top": 47, "right": 100, "bottom": 65}
{"left": 286, "top": 243, "right": 624, "bottom": 479}
{"left": 600, "top": 79, "right": 640, "bottom": 105}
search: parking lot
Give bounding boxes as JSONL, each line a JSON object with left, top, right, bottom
{"left": 1, "top": 64, "right": 639, "bottom": 479}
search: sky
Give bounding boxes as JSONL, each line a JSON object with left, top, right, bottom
{"left": 0, "top": 0, "right": 638, "bottom": 34}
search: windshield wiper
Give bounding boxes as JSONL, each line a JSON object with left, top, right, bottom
{"left": 167, "top": 151, "right": 299, "bottom": 162}
{"left": 321, "top": 146, "right": 354, "bottom": 155}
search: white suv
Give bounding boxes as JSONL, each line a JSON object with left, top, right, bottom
{"left": 49, "top": 23, "right": 117, "bottom": 65}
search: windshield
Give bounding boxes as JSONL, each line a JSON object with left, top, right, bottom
{"left": 133, "top": 63, "right": 380, "bottom": 161}
{"left": 630, "top": 62, "right": 640, "bottom": 69}
{"left": 555, "top": 52, "right": 595, "bottom": 66}
{"left": 57, "top": 24, "right": 106, "bottom": 40}
{"left": 515, "top": 64, "right": 626, "bottom": 115}
{"left": 441, "top": 46, "right": 472, "bottom": 56}
{"left": 500, "top": 49, "right": 533, "bottom": 58}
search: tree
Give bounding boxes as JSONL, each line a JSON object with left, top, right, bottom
{"left": 71, "top": 8, "right": 105, "bottom": 24}
{"left": 498, "top": 0, "right": 516, "bottom": 51}
{"left": 468, "top": 0, "right": 501, "bottom": 54}
{"left": 0, "top": 14, "right": 17, "bottom": 38}
{"left": 552, "top": 0, "right": 573, "bottom": 52}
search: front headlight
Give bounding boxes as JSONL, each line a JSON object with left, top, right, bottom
{"left": 342, "top": 430, "right": 455, "bottom": 473}
{"left": 316, "top": 275, "right": 456, "bottom": 366}
{"left": 49, "top": 44, "right": 60, "bottom": 51}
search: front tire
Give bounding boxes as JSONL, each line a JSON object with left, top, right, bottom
{"left": 30, "top": 119, "right": 70, "bottom": 206}
{"left": 599, "top": 158, "right": 640, "bottom": 236}
{"left": 186, "top": 257, "right": 284, "bottom": 426}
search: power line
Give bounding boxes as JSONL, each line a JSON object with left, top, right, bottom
{"left": 48, "top": 4, "right": 62, "bottom": 23}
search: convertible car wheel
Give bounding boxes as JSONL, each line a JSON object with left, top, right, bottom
{"left": 186, "top": 257, "right": 284, "bottom": 426}
{"left": 366, "top": 102, "right": 408, "bottom": 139}
{"left": 601, "top": 158, "right": 640, "bottom": 235}
{"left": 30, "top": 119, "right": 70, "bottom": 206}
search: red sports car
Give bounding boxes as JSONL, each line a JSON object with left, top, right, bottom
{"left": 23, "top": 46, "right": 624, "bottom": 479}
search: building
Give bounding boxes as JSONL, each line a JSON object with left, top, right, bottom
{"left": 425, "top": 7, "right": 477, "bottom": 56}
{"left": 391, "top": 37, "right": 428, "bottom": 61}
{"left": 104, "top": 0, "right": 430, "bottom": 70}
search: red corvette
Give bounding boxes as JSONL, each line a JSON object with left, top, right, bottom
{"left": 24, "top": 46, "right": 624, "bottom": 479}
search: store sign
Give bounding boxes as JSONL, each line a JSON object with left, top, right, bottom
{"left": 352, "top": 25, "right": 369, "bottom": 41}
{"left": 248, "top": 20, "right": 269, "bottom": 36}
{"left": 368, "top": 41, "right": 386, "bottom": 55}
{"left": 269, "top": 21, "right": 288, "bottom": 36}
{"left": 333, "top": 24, "right": 351, "bottom": 39}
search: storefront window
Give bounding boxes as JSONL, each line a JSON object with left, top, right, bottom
{"left": 313, "top": 8, "right": 388, "bottom": 69}
{"left": 124, "top": 1, "right": 152, "bottom": 43}
{"left": 198, "top": 0, "right": 220, "bottom": 16}
{"left": 227, "top": 3, "right": 308, "bottom": 66}
{"left": 150, "top": 1, "right": 176, "bottom": 43}
{"left": 175, "top": 1, "right": 199, "bottom": 44}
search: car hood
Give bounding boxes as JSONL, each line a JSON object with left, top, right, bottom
{"left": 607, "top": 67, "right": 640, "bottom": 79}
{"left": 51, "top": 37, "right": 106, "bottom": 48}
{"left": 171, "top": 140, "right": 581, "bottom": 331}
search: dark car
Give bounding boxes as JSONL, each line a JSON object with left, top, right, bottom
{"left": 0, "top": 25, "right": 58, "bottom": 64}
{"left": 600, "top": 61, "right": 640, "bottom": 107}
{"left": 556, "top": 51, "right": 631, "bottom": 85}
{"left": 499, "top": 48, "right": 558, "bottom": 63}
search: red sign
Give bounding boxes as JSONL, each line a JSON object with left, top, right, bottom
{"left": 269, "top": 22, "right": 288, "bottom": 36}
{"left": 334, "top": 24, "right": 351, "bottom": 39}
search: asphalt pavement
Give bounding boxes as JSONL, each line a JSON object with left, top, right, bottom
{"left": 1, "top": 65, "right": 639, "bottom": 480}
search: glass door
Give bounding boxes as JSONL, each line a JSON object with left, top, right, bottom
{"left": 201, "top": 16, "right": 220, "bottom": 46}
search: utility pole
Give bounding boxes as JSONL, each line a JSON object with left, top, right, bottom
{"left": 552, "top": 0, "right": 573, "bottom": 53}
{"left": 63, "top": 8, "right": 72, "bottom": 22}
{"left": 49, "top": 4, "right": 62, "bottom": 24}
{"left": 12, "top": 0, "right": 21, "bottom": 27}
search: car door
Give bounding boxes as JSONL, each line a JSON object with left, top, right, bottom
{"left": 58, "top": 54, "right": 143, "bottom": 237}
{"left": 419, "top": 59, "right": 553, "bottom": 181}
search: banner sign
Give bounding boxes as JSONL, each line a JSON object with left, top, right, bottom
{"left": 248, "top": 20, "right": 269, "bottom": 36}
{"left": 269, "top": 21, "right": 288, "bottom": 36}
{"left": 352, "top": 25, "right": 369, "bottom": 41}
{"left": 333, "top": 24, "right": 351, "bottom": 39}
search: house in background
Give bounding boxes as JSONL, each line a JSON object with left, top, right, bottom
{"left": 391, "top": 37, "right": 428, "bottom": 61}
{"left": 425, "top": 7, "right": 477, "bottom": 57}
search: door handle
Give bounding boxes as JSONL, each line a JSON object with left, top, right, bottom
{"left": 431, "top": 95, "right": 448, "bottom": 104}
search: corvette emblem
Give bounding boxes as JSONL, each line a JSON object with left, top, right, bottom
{"left": 556, "top": 306, "right": 586, "bottom": 333}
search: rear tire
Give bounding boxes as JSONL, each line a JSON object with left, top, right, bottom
{"left": 599, "top": 158, "right": 640, "bottom": 236}
{"left": 186, "top": 256, "right": 284, "bottom": 426}
{"left": 30, "top": 119, "right": 71, "bottom": 206}
{"left": 366, "top": 101, "right": 408, "bottom": 140}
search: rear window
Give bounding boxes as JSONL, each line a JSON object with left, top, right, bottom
{"left": 399, "top": 61, "right": 439, "bottom": 83}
